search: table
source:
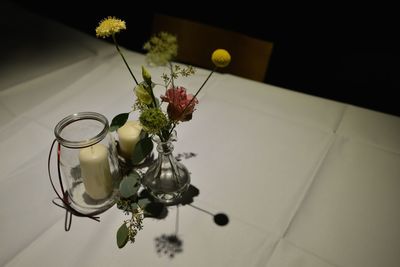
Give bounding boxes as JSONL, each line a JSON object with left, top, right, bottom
{"left": 1, "top": 2, "right": 400, "bottom": 266}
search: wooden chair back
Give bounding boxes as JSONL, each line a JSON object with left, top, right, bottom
{"left": 152, "top": 14, "right": 274, "bottom": 82}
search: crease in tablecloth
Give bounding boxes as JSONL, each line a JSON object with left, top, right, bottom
{"left": 0, "top": 1, "right": 114, "bottom": 91}
{"left": 0, "top": 150, "right": 64, "bottom": 267}
{"left": 176, "top": 96, "right": 338, "bottom": 236}
{"left": 283, "top": 136, "right": 400, "bottom": 267}
{"left": 0, "top": 117, "right": 53, "bottom": 179}
{"left": 265, "top": 238, "right": 343, "bottom": 267}
{"left": 207, "top": 74, "right": 347, "bottom": 133}
{"left": 0, "top": 52, "right": 116, "bottom": 122}
{"left": 4, "top": 198, "right": 279, "bottom": 267}
{"left": 336, "top": 105, "right": 400, "bottom": 154}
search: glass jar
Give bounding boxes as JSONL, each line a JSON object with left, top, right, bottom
{"left": 141, "top": 131, "right": 190, "bottom": 203}
{"left": 54, "top": 112, "right": 120, "bottom": 214}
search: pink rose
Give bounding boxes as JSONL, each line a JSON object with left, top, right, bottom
{"left": 161, "top": 87, "right": 199, "bottom": 122}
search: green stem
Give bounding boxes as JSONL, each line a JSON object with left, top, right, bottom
{"left": 112, "top": 34, "right": 139, "bottom": 85}
{"left": 148, "top": 84, "right": 158, "bottom": 109}
{"left": 191, "top": 67, "right": 216, "bottom": 101}
{"left": 169, "top": 62, "right": 175, "bottom": 88}
{"left": 165, "top": 79, "right": 172, "bottom": 90}
{"left": 167, "top": 67, "right": 217, "bottom": 137}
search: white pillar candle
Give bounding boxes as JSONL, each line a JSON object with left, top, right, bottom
{"left": 79, "top": 143, "right": 113, "bottom": 200}
{"left": 117, "top": 120, "right": 142, "bottom": 159}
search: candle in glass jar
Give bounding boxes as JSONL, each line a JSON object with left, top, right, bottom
{"left": 79, "top": 143, "right": 113, "bottom": 200}
{"left": 117, "top": 120, "right": 142, "bottom": 159}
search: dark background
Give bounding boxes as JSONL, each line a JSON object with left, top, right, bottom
{"left": 11, "top": 1, "right": 400, "bottom": 117}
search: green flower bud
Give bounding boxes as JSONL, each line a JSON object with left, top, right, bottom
{"left": 141, "top": 66, "right": 152, "bottom": 85}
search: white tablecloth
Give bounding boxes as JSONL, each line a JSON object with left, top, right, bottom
{"left": 1, "top": 3, "right": 400, "bottom": 267}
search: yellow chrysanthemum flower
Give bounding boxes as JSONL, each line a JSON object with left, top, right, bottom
{"left": 96, "top": 17, "right": 126, "bottom": 38}
{"left": 211, "top": 49, "right": 231, "bottom": 68}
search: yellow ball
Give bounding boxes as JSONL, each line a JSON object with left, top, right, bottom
{"left": 211, "top": 49, "right": 231, "bottom": 68}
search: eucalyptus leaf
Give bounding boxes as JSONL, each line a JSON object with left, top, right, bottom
{"left": 139, "top": 130, "right": 148, "bottom": 140}
{"left": 138, "top": 198, "right": 151, "bottom": 208}
{"left": 131, "top": 202, "right": 139, "bottom": 210}
{"left": 116, "top": 223, "right": 129, "bottom": 248}
{"left": 119, "top": 171, "right": 140, "bottom": 198}
{"left": 109, "top": 113, "right": 129, "bottom": 132}
{"left": 131, "top": 137, "right": 153, "bottom": 165}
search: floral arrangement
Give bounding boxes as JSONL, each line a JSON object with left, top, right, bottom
{"left": 95, "top": 17, "right": 231, "bottom": 248}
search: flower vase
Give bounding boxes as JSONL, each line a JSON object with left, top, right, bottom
{"left": 141, "top": 131, "right": 190, "bottom": 203}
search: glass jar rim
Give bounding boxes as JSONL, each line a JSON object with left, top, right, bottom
{"left": 54, "top": 111, "right": 109, "bottom": 149}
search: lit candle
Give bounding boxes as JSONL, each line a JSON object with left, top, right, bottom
{"left": 79, "top": 143, "right": 113, "bottom": 200}
{"left": 117, "top": 120, "right": 142, "bottom": 159}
